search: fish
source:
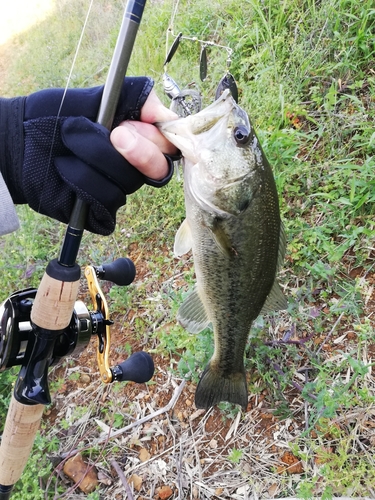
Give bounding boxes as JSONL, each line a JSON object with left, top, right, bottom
{"left": 157, "top": 90, "right": 287, "bottom": 410}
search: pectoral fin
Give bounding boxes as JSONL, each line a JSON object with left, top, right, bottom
{"left": 174, "top": 219, "right": 193, "bottom": 257}
{"left": 177, "top": 286, "right": 211, "bottom": 333}
{"left": 207, "top": 218, "right": 234, "bottom": 257}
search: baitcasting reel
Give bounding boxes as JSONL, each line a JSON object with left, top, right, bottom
{"left": 0, "top": 258, "right": 154, "bottom": 401}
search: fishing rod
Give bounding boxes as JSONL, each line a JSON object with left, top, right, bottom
{"left": 0, "top": 0, "right": 153, "bottom": 497}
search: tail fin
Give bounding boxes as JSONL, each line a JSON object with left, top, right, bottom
{"left": 194, "top": 362, "right": 248, "bottom": 410}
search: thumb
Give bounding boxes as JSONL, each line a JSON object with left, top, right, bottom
{"left": 110, "top": 122, "right": 170, "bottom": 180}
{"left": 140, "top": 89, "right": 178, "bottom": 123}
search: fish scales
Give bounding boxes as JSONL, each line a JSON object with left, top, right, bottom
{"left": 157, "top": 90, "right": 286, "bottom": 410}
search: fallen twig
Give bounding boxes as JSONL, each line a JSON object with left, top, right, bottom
{"left": 264, "top": 335, "right": 313, "bottom": 347}
{"left": 304, "top": 368, "right": 310, "bottom": 431}
{"left": 271, "top": 362, "right": 317, "bottom": 401}
{"left": 111, "top": 460, "right": 134, "bottom": 500}
{"left": 96, "top": 379, "right": 186, "bottom": 444}
{"left": 316, "top": 311, "right": 344, "bottom": 355}
{"left": 60, "top": 380, "right": 186, "bottom": 459}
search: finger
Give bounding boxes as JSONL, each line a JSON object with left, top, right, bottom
{"left": 110, "top": 123, "right": 170, "bottom": 180}
{"left": 118, "top": 120, "right": 178, "bottom": 156}
{"left": 140, "top": 90, "right": 178, "bottom": 123}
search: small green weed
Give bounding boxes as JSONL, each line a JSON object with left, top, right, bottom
{"left": 217, "top": 401, "right": 242, "bottom": 422}
{"left": 295, "top": 417, "right": 375, "bottom": 498}
{"left": 227, "top": 447, "right": 244, "bottom": 464}
{"left": 0, "top": 368, "right": 17, "bottom": 427}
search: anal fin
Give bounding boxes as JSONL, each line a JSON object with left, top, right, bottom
{"left": 260, "top": 280, "right": 287, "bottom": 314}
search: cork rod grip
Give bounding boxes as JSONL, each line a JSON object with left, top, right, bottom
{"left": 31, "top": 271, "right": 80, "bottom": 330}
{"left": 0, "top": 396, "right": 44, "bottom": 485}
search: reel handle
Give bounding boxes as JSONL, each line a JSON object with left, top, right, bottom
{"left": 95, "top": 258, "right": 136, "bottom": 286}
{"left": 111, "top": 351, "right": 154, "bottom": 383}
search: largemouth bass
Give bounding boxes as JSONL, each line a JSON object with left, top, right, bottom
{"left": 157, "top": 90, "right": 287, "bottom": 410}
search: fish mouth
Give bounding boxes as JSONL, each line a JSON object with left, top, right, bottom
{"left": 156, "top": 90, "right": 238, "bottom": 160}
{"left": 188, "top": 93, "right": 251, "bottom": 162}
{"left": 188, "top": 90, "right": 235, "bottom": 135}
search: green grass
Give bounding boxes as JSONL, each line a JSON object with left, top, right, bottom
{"left": 1, "top": 0, "right": 375, "bottom": 498}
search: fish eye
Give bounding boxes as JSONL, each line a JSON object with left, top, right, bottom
{"left": 233, "top": 125, "right": 250, "bottom": 145}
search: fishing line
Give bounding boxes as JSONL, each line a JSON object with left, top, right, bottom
{"left": 165, "top": 0, "right": 234, "bottom": 76}
{"left": 55, "top": 0, "right": 95, "bottom": 120}
{"left": 23, "top": 0, "right": 96, "bottom": 280}
{"left": 37, "top": 0, "right": 95, "bottom": 216}
{"left": 20, "top": 0, "right": 96, "bottom": 285}
{"left": 165, "top": 0, "right": 181, "bottom": 60}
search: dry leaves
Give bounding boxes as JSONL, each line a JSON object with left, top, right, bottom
{"left": 139, "top": 447, "right": 151, "bottom": 462}
{"left": 157, "top": 485, "right": 174, "bottom": 499}
{"left": 128, "top": 473, "right": 143, "bottom": 491}
{"left": 278, "top": 451, "right": 304, "bottom": 474}
{"left": 45, "top": 333, "right": 375, "bottom": 499}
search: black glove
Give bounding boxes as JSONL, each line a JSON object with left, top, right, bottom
{"left": 0, "top": 77, "right": 174, "bottom": 235}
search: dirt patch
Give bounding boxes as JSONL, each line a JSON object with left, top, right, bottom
{"left": 40, "top": 258, "right": 375, "bottom": 498}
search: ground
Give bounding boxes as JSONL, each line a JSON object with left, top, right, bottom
{"left": 39, "top": 241, "right": 375, "bottom": 499}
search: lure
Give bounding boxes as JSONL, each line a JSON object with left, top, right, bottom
{"left": 215, "top": 72, "right": 239, "bottom": 103}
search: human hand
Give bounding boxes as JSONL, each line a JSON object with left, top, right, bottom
{"left": 110, "top": 89, "right": 178, "bottom": 181}
{"left": 0, "top": 77, "right": 177, "bottom": 235}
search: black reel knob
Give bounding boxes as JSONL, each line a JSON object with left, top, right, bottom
{"left": 111, "top": 352, "right": 154, "bottom": 383}
{"left": 95, "top": 258, "right": 136, "bottom": 286}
